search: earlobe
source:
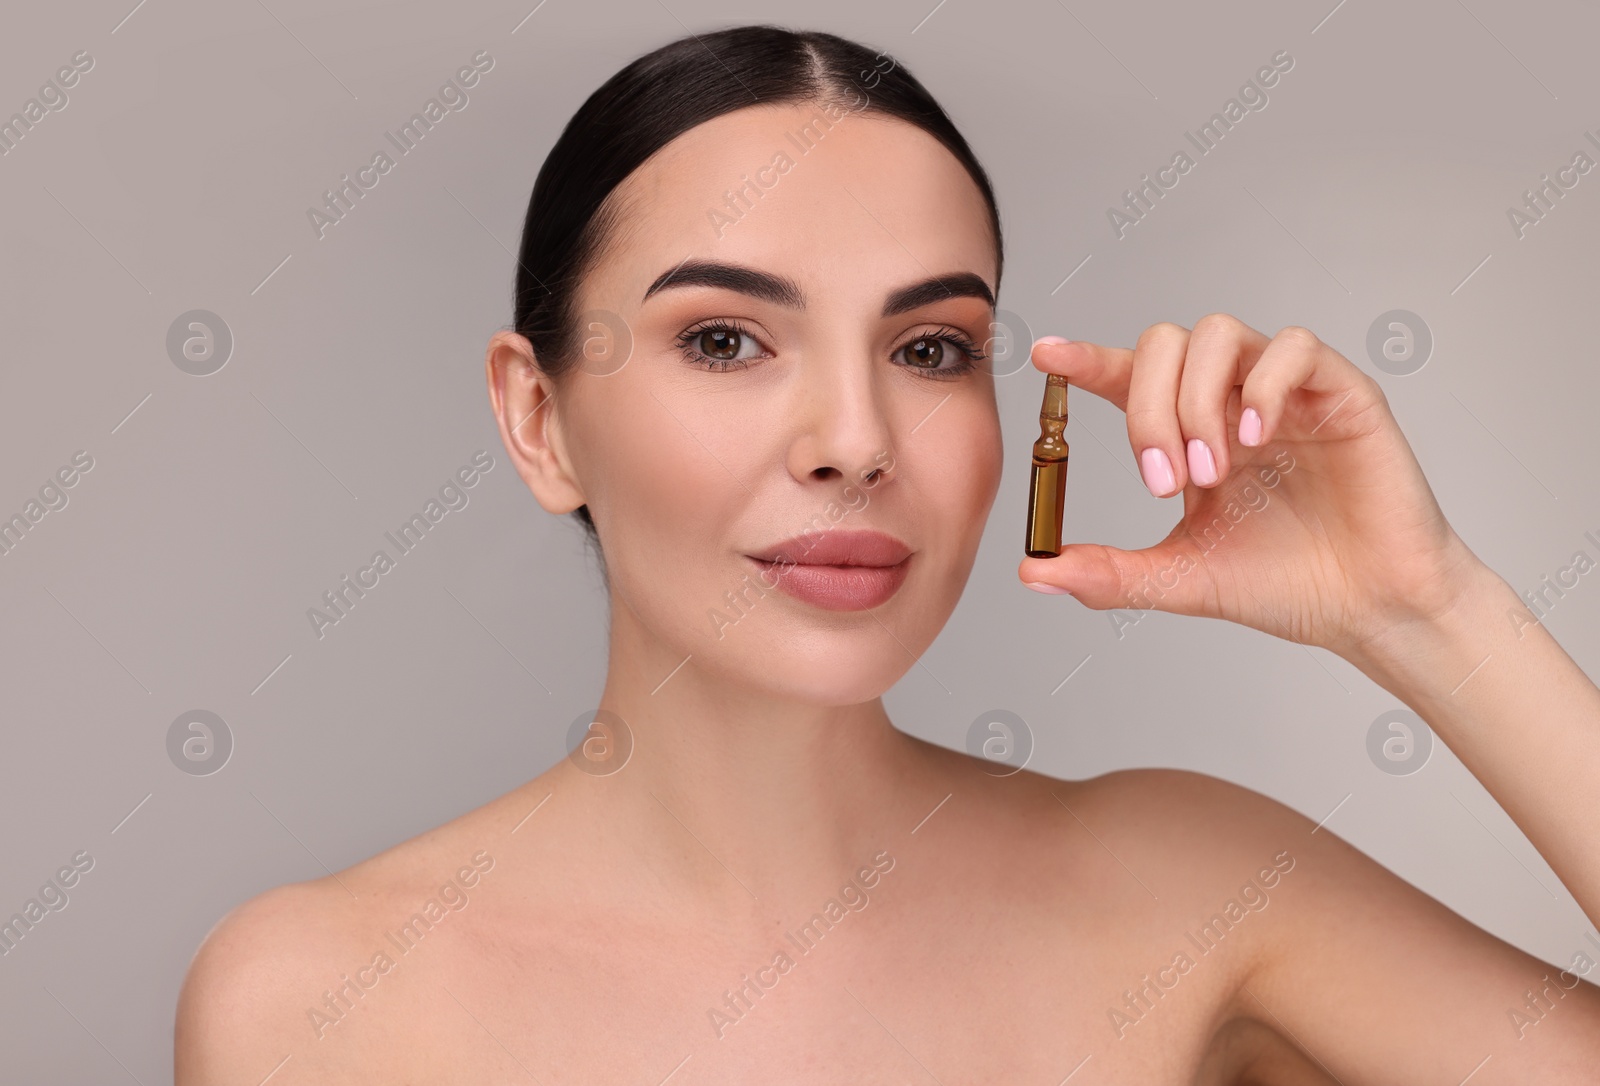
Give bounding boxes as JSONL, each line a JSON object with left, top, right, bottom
{"left": 484, "top": 330, "right": 586, "bottom": 515}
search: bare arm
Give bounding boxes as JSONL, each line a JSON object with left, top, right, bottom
{"left": 1345, "top": 552, "right": 1600, "bottom": 931}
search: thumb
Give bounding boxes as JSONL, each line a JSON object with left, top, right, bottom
{"left": 1018, "top": 532, "right": 1213, "bottom": 615}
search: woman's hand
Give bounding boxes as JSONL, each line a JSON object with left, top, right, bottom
{"left": 1018, "top": 314, "right": 1487, "bottom": 663}
{"left": 1021, "top": 314, "right": 1600, "bottom": 1000}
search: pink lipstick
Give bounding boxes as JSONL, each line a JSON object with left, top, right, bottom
{"left": 744, "top": 529, "right": 912, "bottom": 611}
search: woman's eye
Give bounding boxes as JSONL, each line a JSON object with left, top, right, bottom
{"left": 678, "top": 324, "right": 765, "bottom": 369}
{"left": 896, "top": 331, "right": 984, "bottom": 376}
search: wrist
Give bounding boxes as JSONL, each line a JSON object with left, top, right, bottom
{"left": 1341, "top": 549, "right": 1517, "bottom": 705}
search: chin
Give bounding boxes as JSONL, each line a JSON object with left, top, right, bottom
{"left": 709, "top": 635, "right": 915, "bottom": 707}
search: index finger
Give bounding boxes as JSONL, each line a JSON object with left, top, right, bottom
{"left": 1029, "top": 336, "right": 1134, "bottom": 412}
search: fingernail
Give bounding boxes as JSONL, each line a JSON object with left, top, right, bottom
{"left": 1025, "top": 581, "right": 1072, "bottom": 594}
{"left": 1034, "top": 335, "right": 1071, "bottom": 347}
{"left": 1239, "top": 407, "right": 1261, "bottom": 447}
{"left": 1187, "top": 438, "right": 1217, "bottom": 485}
{"left": 1139, "top": 447, "right": 1175, "bottom": 497}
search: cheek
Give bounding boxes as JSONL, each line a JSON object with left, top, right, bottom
{"left": 923, "top": 400, "right": 1003, "bottom": 530}
{"left": 582, "top": 386, "right": 756, "bottom": 570}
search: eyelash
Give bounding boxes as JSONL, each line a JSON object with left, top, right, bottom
{"left": 673, "top": 320, "right": 988, "bottom": 378}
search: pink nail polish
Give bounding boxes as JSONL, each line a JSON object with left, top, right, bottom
{"left": 1025, "top": 581, "right": 1071, "bottom": 594}
{"left": 1139, "top": 447, "right": 1175, "bottom": 496}
{"left": 1187, "top": 438, "right": 1217, "bottom": 485}
{"left": 1239, "top": 407, "right": 1261, "bottom": 447}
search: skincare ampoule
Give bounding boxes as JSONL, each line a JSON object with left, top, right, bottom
{"left": 1025, "top": 373, "right": 1069, "bottom": 558}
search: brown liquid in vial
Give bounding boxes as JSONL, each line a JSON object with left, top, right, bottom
{"left": 1025, "top": 373, "right": 1069, "bottom": 558}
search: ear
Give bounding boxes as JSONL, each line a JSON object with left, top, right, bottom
{"left": 485, "top": 330, "right": 586, "bottom": 515}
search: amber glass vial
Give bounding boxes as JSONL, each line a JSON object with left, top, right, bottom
{"left": 1025, "top": 373, "right": 1069, "bottom": 558}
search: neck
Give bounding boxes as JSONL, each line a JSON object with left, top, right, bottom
{"left": 567, "top": 596, "right": 942, "bottom": 909}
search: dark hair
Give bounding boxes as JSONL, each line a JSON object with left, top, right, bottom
{"left": 511, "top": 23, "right": 1005, "bottom": 559}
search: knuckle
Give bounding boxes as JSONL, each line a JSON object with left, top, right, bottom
{"left": 1136, "top": 321, "right": 1188, "bottom": 349}
{"left": 1354, "top": 370, "right": 1388, "bottom": 412}
{"left": 1274, "top": 324, "right": 1320, "bottom": 352}
{"left": 1191, "top": 312, "right": 1241, "bottom": 339}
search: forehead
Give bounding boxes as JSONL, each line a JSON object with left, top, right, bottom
{"left": 595, "top": 102, "right": 997, "bottom": 309}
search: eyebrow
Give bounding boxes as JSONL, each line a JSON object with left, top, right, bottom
{"left": 641, "top": 259, "right": 995, "bottom": 317}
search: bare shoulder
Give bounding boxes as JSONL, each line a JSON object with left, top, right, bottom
{"left": 1042, "top": 767, "right": 1323, "bottom": 948}
{"left": 1060, "top": 765, "right": 1308, "bottom": 830}
{"left": 174, "top": 778, "right": 544, "bottom": 1083}
{"left": 174, "top": 875, "right": 364, "bottom": 1083}
{"left": 1050, "top": 764, "right": 1481, "bottom": 950}
{"left": 1059, "top": 766, "right": 1600, "bottom": 1079}
{"left": 927, "top": 746, "right": 1313, "bottom": 899}
{"left": 1043, "top": 765, "right": 1316, "bottom": 879}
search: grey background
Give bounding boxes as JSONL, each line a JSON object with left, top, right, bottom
{"left": 2, "top": 0, "right": 1597, "bottom": 1079}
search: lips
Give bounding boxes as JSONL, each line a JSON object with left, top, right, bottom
{"left": 744, "top": 530, "right": 912, "bottom": 612}
{"left": 747, "top": 530, "right": 911, "bottom": 568}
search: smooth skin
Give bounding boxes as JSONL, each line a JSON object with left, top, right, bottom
{"left": 175, "top": 99, "right": 1600, "bottom": 1084}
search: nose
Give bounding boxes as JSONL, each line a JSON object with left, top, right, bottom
{"left": 786, "top": 351, "right": 896, "bottom": 491}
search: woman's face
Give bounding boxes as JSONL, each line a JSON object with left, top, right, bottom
{"left": 499, "top": 100, "right": 1003, "bottom": 706}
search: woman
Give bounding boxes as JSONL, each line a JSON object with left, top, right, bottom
{"left": 176, "top": 24, "right": 1600, "bottom": 1083}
